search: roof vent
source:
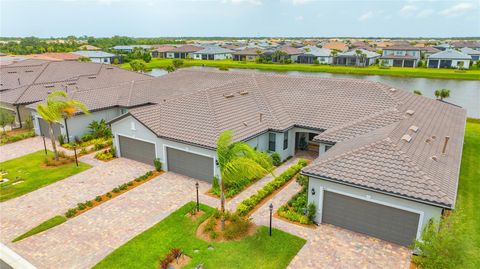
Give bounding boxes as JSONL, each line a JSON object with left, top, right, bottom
{"left": 7, "top": 71, "right": 17, "bottom": 74}
{"left": 44, "top": 85, "right": 55, "bottom": 88}
{"left": 409, "top": 125, "right": 419, "bottom": 132}
{"left": 442, "top": 136, "right": 450, "bottom": 154}
{"left": 25, "top": 70, "right": 34, "bottom": 73}
{"left": 401, "top": 134, "right": 412, "bottom": 142}
{"left": 390, "top": 88, "right": 397, "bottom": 92}
{"left": 88, "top": 76, "right": 96, "bottom": 79}
{"left": 238, "top": 90, "right": 249, "bottom": 95}
{"left": 259, "top": 113, "right": 263, "bottom": 122}
{"left": 223, "top": 93, "right": 234, "bottom": 98}
{"left": 243, "top": 122, "right": 248, "bottom": 126}
{"left": 406, "top": 110, "right": 415, "bottom": 116}
{"left": 431, "top": 155, "right": 438, "bottom": 161}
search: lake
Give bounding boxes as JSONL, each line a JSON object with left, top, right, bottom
{"left": 147, "top": 67, "right": 480, "bottom": 118}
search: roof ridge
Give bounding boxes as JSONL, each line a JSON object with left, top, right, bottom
{"left": 251, "top": 75, "right": 285, "bottom": 128}
{"left": 13, "top": 61, "right": 51, "bottom": 104}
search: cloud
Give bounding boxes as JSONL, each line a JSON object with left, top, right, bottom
{"left": 295, "top": 15, "right": 304, "bottom": 21}
{"left": 400, "top": 4, "right": 418, "bottom": 16}
{"left": 439, "top": 2, "right": 474, "bottom": 17}
{"left": 358, "top": 11, "right": 374, "bottom": 21}
{"left": 417, "top": 8, "right": 434, "bottom": 18}
{"left": 291, "top": 0, "right": 313, "bottom": 5}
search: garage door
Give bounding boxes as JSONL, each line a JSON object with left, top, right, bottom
{"left": 118, "top": 136, "right": 156, "bottom": 165}
{"left": 38, "top": 118, "right": 61, "bottom": 139}
{"left": 166, "top": 147, "right": 213, "bottom": 183}
{"left": 322, "top": 191, "right": 420, "bottom": 246}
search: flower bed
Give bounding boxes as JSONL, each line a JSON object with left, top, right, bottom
{"left": 277, "top": 175, "right": 316, "bottom": 225}
{"left": 62, "top": 137, "right": 112, "bottom": 150}
{"left": 236, "top": 159, "right": 308, "bottom": 216}
{"left": 0, "top": 130, "right": 35, "bottom": 145}
{"left": 94, "top": 146, "right": 116, "bottom": 161}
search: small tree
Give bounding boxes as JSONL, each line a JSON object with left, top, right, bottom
{"left": 142, "top": 52, "right": 152, "bottom": 63}
{"left": 0, "top": 108, "right": 15, "bottom": 134}
{"left": 78, "top": 56, "right": 91, "bottom": 62}
{"left": 434, "top": 88, "right": 450, "bottom": 101}
{"left": 413, "top": 90, "right": 423, "bottom": 95}
{"left": 36, "top": 91, "right": 90, "bottom": 160}
{"left": 113, "top": 58, "right": 120, "bottom": 65}
{"left": 165, "top": 65, "right": 176, "bottom": 73}
{"left": 172, "top": 59, "right": 184, "bottom": 69}
{"left": 129, "top": 60, "right": 147, "bottom": 72}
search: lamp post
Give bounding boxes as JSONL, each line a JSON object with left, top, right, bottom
{"left": 73, "top": 145, "right": 78, "bottom": 167}
{"left": 269, "top": 203, "right": 273, "bottom": 236}
{"left": 42, "top": 135, "right": 47, "bottom": 155}
{"left": 195, "top": 182, "right": 199, "bottom": 212}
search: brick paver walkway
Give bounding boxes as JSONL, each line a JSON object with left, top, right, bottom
{"left": 9, "top": 172, "right": 210, "bottom": 269}
{"left": 251, "top": 180, "right": 412, "bottom": 269}
{"left": 226, "top": 157, "right": 300, "bottom": 211}
{"left": 0, "top": 157, "right": 151, "bottom": 243}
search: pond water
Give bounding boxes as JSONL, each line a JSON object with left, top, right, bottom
{"left": 148, "top": 67, "right": 480, "bottom": 118}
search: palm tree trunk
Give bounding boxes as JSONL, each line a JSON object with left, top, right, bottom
{"left": 48, "top": 123, "right": 59, "bottom": 160}
{"left": 220, "top": 180, "right": 225, "bottom": 231}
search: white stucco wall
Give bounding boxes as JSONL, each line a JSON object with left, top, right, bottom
{"left": 306, "top": 176, "right": 443, "bottom": 241}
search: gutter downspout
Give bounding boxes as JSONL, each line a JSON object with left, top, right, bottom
{"left": 16, "top": 105, "right": 22, "bottom": 128}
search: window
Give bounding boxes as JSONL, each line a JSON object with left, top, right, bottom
{"left": 269, "top": 133, "right": 276, "bottom": 151}
{"left": 308, "top": 133, "right": 316, "bottom": 141}
{"left": 283, "top": 131, "right": 289, "bottom": 150}
{"left": 120, "top": 108, "right": 128, "bottom": 114}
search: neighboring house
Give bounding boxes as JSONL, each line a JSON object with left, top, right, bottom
{"left": 380, "top": 45, "right": 421, "bottom": 67}
{"left": 0, "top": 59, "right": 150, "bottom": 141}
{"left": 427, "top": 49, "right": 471, "bottom": 69}
{"left": 232, "top": 48, "right": 264, "bottom": 61}
{"left": 322, "top": 42, "right": 349, "bottom": 52}
{"left": 72, "top": 51, "right": 119, "bottom": 64}
{"left": 79, "top": 45, "right": 101, "bottom": 51}
{"left": 112, "top": 45, "right": 152, "bottom": 53}
{"left": 433, "top": 43, "right": 453, "bottom": 51}
{"left": 151, "top": 45, "right": 177, "bottom": 58}
{"left": 165, "top": 45, "right": 204, "bottom": 59}
{"left": 297, "top": 46, "right": 332, "bottom": 64}
{"left": 421, "top": 46, "right": 441, "bottom": 59}
{"left": 334, "top": 49, "right": 380, "bottom": 66}
{"left": 263, "top": 46, "right": 303, "bottom": 62}
{"left": 108, "top": 69, "right": 465, "bottom": 248}
{"left": 451, "top": 41, "right": 480, "bottom": 50}
{"left": 459, "top": 47, "right": 480, "bottom": 62}
{"left": 191, "top": 46, "right": 234, "bottom": 60}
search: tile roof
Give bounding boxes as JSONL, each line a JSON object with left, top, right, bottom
{"left": 167, "top": 45, "right": 204, "bottom": 53}
{"left": 301, "top": 46, "right": 331, "bottom": 57}
{"left": 339, "top": 49, "right": 380, "bottom": 58}
{"left": 72, "top": 51, "right": 116, "bottom": 58}
{"left": 459, "top": 47, "right": 480, "bottom": 55}
{"left": 233, "top": 48, "right": 264, "bottom": 55}
{"left": 428, "top": 49, "right": 471, "bottom": 60}
{"left": 193, "top": 46, "right": 234, "bottom": 54}
{"left": 119, "top": 69, "right": 465, "bottom": 208}
{"left": 383, "top": 45, "right": 420, "bottom": 51}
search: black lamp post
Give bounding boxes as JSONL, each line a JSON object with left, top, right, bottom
{"left": 269, "top": 203, "right": 273, "bottom": 236}
{"left": 42, "top": 135, "right": 47, "bottom": 155}
{"left": 73, "top": 145, "right": 78, "bottom": 167}
{"left": 195, "top": 182, "right": 200, "bottom": 212}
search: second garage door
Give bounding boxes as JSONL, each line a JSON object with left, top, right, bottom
{"left": 166, "top": 147, "right": 213, "bottom": 183}
{"left": 322, "top": 191, "right": 420, "bottom": 246}
{"left": 38, "top": 118, "right": 61, "bottom": 139}
{"left": 118, "top": 136, "right": 156, "bottom": 165}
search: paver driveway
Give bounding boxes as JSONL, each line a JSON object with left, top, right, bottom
{"left": 251, "top": 180, "right": 412, "bottom": 269}
{"left": 0, "top": 156, "right": 151, "bottom": 243}
{"left": 9, "top": 172, "right": 210, "bottom": 269}
{"left": 0, "top": 137, "right": 48, "bottom": 163}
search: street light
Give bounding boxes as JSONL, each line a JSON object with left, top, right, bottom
{"left": 73, "top": 145, "right": 78, "bottom": 167}
{"left": 195, "top": 182, "right": 200, "bottom": 212}
{"left": 269, "top": 203, "right": 273, "bottom": 236}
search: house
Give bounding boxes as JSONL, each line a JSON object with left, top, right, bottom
{"left": 380, "top": 45, "right": 421, "bottom": 67}
{"left": 322, "top": 42, "right": 349, "bottom": 52}
{"left": 334, "top": 49, "right": 380, "bottom": 66}
{"left": 451, "top": 41, "right": 480, "bottom": 50}
{"left": 72, "top": 51, "right": 120, "bottom": 64}
{"left": 0, "top": 59, "right": 150, "bottom": 141}
{"left": 427, "top": 49, "right": 471, "bottom": 69}
{"left": 112, "top": 45, "right": 152, "bottom": 53}
{"left": 459, "top": 47, "right": 480, "bottom": 62}
{"left": 191, "top": 46, "right": 234, "bottom": 60}
{"left": 374, "top": 41, "right": 394, "bottom": 48}
{"left": 262, "top": 46, "right": 303, "bottom": 62}
{"left": 108, "top": 69, "right": 465, "bottom": 247}
{"left": 165, "top": 45, "right": 204, "bottom": 59}
{"left": 79, "top": 45, "right": 101, "bottom": 51}
{"left": 151, "top": 45, "right": 177, "bottom": 58}
{"left": 297, "top": 46, "right": 332, "bottom": 64}
{"left": 433, "top": 43, "right": 453, "bottom": 51}
{"left": 421, "top": 46, "right": 441, "bottom": 59}
{"left": 232, "top": 48, "right": 264, "bottom": 61}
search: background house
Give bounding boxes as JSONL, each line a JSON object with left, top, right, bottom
{"left": 232, "top": 48, "right": 264, "bottom": 61}
{"left": 191, "top": 46, "right": 234, "bottom": 60}
{"left": 380, "top": 45, "right": 421, "bottom": 67}
{"left": 72, "top": 51, "right": 119, "bottom": 64}
{"left": 427, "top": 49, "right": 471, "bottom": 69}
{"left": 165, "top": 45, "right": 203, "bottom": 59}
{"left": 151, "top": 45, "right": 177, "bottom": 58}
{"left": 459, "top": 47, "right": 480, "bottom": 62}
{"left": 297, "top": 46, "right": 332, "bottom": 64}
{"left": 334, "top": 49, "right": 380, "bottom": 66}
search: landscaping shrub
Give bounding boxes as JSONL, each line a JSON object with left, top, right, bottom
{"left": 212, "top": 176, "right": 219, "bottom": 190}
{"left": 0, "top": 130, "right": 35, "bottom": 145}
{"left": 94, "top": 143, "right": 105, "bottom": 151}
{"left": 296, "top": 174, "right": 308, "bottom": 187}
{"left": 219, "top": 66, "right": 229, "bottom": 71}
{"left": 112, "top": 187, "right": 120, "bottom": 193}
{"left": 153, "top": 158, "right": 162, "bottom": 171}
{"left": 81, "top": 133, "right": 93, "bottom": 142}
{"left": 88, "top": 119, "right": 112, "bottom": 139}
{"left": 223, "top": 213, "right": 251, "bottom": 240}
{"left": 172, "top": 59, "right": 184, "bottom": 68}
{"left": 95, "top": 149, "right": 114, "bottom": 160}
{"left": 77, "top": 202, "right": 86, "bottom": 210}
{"left": 95, "top": 196, "right": 102, "bottom": 202}
{"left": 80, "top": 148, "right": 87, "bottom": 155}
{"left": 127, "top": 181, "right": 133, "bottom": 186}
{"left": 58, "top": 134, "right": 65, "bottom": 145}
{"left": 270, "top": 152, "right": 281, "bottom": 166}
{"left": 307, "top": 203, "right": 316, "bottom": 222}
{"left": 65, "top": 208, "right": 77, "bottom": 218}
{"left": 237, "top": 159, "right": 308, "bottom": 216}
{"left": 85, "top": 200, "right": 93, "bottom": 207}
{"left": 106, "top": 192, "right": 112, "bottom": 198}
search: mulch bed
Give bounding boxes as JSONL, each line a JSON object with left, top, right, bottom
{"left": 196, "top": 217, "right": 257, "bottom": 243}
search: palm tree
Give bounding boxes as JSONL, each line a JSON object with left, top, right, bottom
{"left": 434, "top": 88, "right": 450, "bottom": 101}
{"left": 216, "top": 130, "right": 273, "bottom": 229}
{"left": 37, "top": 91, "right": 90, "bottom": 160}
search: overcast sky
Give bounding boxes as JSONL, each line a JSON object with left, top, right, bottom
{"left": 0, "top": 0, "right": 479, "bottom": 38}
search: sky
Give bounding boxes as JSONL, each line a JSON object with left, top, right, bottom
{"left": 0, "top": 0, "right": 479, "bottom": 38}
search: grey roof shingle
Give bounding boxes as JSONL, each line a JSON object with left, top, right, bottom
{"left": 428, "top": 49, "right": 471, "bottom": 60}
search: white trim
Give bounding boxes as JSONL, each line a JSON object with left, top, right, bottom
{"left": 0, "top": 243, "right": 37, "bottom": 269}
{"left": 163, "top": 144, "right": 217, "bottom": 177}
{"left": 319, "top": 187, "right": 424, "bottom": 241}
{"left": 116, "top": 134, "right": 157, "bottom": 159}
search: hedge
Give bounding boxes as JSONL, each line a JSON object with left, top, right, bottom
{"left": 236, "top": 159, "right": 308, "bottom": 216}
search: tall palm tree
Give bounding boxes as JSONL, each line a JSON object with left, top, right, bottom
{"left": 216, "top": 130, "right": 273, "bottom": 229}
{"left": 37, "top": 91, "right": 90, "bottom": 160}
{"left": 434, "top": 88, "right": 450, "bottom": 101}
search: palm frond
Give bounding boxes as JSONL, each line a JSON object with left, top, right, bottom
{"left": 221, "top": 157, "right": 268, "bottom": 185}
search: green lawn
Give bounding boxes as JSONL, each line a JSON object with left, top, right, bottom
{"left": 121, "top": 58, "right": 480, "bottom": 80}
{"left": 0, "top": 150, "right": 91, "bottom": 202}
{"left": 12, "top": 215, "right": 66, "bottom": 242}
{"left": 94, "top": 202, "right": 306, "bottom": 269}
{"left": 457, "top": 119, "right": 480, "bottom": 266}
